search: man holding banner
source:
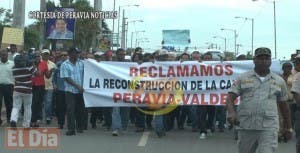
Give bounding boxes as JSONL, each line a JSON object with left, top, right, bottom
{"left": 112, "top": 48, "right": 130, "bottom": 136}
{"left": 226, "top": 47, "right": 292, "bottom": 153}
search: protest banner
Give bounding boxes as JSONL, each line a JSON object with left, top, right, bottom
{"left": 1, "top": 27, "right": 24, "bottom": 48}
{"left": 83, "top": 59, "right": 281, "bottom": 108}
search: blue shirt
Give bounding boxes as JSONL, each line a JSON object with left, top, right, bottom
{"left": 60, "top": 59, "right": 84, "bottom": 94}
{"left": 53, "top": 60, "right": 66, "bottom": 91}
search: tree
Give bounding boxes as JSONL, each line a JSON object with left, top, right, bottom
{"left": 24, "top": 22, "right": 41, "bottom": 51}
{"left": 71, "top": 0, "right": 111, "bottom": 50}
{"left": 224, "top": 51, "right": 235, "bottom": 60}
{"left": 0, "top": 8, "right": 13, "bottom": 48}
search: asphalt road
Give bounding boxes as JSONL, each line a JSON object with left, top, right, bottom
{"left": 0, "top": 119, "right": 296, "bottom": 153}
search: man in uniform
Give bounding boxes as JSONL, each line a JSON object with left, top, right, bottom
{"left": 226, "top": 47, "right": 292, "bottom": 153}
{"left": 291, "top": 56, "right": 300, "bottom": 153}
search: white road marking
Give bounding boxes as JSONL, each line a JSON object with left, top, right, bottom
{"left": 137, "top": 131, "right": 150, "bottom": 147}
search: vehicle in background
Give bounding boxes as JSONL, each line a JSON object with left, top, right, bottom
{"left": 204, "top": 49, "right": 224, "bottom": 61}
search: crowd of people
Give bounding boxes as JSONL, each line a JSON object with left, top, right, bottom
{"left": 0, "top": 45, "right": 299, "bottom": 153}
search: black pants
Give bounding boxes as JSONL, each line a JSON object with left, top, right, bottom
{"left": 206, "top": 105, "right": 216, "bottom": 130}
{"left": 90, "top": 107, "right": 103, "bottom": 124}
{"left": 31, "top": 85, "right": 45, "bottom": 123}
{"left": 178, "top": 106, "right": 190, "bottom": 128}
{"left": 164, "top": 108, "right": 179, "bottom": 131}
{"left": 198, "top": 106, "right": 208, "bottom": 133}
{"left": 65, "top": 92, "right": 85, "bottom": 132}
{"left": 295, "top": 110, "right": 300, "bottom": 153}
{"left": 135, "top": 108, "right": 153, "bottom": 128}
{"left": 103, "top": 107, "right": 112, "bottom": 128}
{"left": 0, "top": 84, "right": 13, "bottom": 121}
{"left": 55, "top": 90, "right": 66, "bottom": 126}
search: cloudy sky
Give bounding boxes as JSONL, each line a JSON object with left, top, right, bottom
{"left": 1, "top": 0, "right": 299, "bottom": 59}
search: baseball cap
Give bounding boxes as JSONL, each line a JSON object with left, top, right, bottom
{"left": 68, "top": 47, "right": 81, "bottom": 54}
{"left": 254, "top": 47, "right": 271, "bottom": 57}
{"left": 295, "top": 54, "right": 300, "bottom": 59}
{"left": 293, "top": 54, "right": 300, "bottom": 64}
{"left": 94, "top": 51, "right": 105, "bottom": 57}
{"left": 41, "top": 49, "right": 50, "bottom": 54}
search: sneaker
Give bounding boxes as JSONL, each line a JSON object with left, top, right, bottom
{"left": 112, "top": 130, "right": 119, "bottom": 136}
{"left": 199, "top": 133, "right": 207, "bottom": 139}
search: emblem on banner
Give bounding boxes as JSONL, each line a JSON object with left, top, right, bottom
{"left": 129, "top": 73, "right": 183, "bottom": 115}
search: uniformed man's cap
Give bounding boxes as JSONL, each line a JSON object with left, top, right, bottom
{"left": 293, "top": 54, "right": 300, "bottom": 63}
{"left": 254, "top": 47, "right": 271, "bottom": 57}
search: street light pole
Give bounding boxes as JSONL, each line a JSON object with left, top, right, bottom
{"left": 253, "top": 0, "right": 277, "bottom": 58}
{"left": 252, "top": 18, "right": 254, "bottom": 56}
{"left": 133, "top": 30, "right": 145, "bottom": 48}
{"left": 213, "top": 36, "right": 226, "bottom": 52}
{"left": 121, "top": 9, "right": 126, "bottom": 49}
{"left": 235, "top": 16, "right": 254, "bottom": 56}
{"left": 127, "top": 20, "right": 143, "bottom": 49}
{"left": 221, "top": 28, "right": 237, "bottom": 56}
{"left": 273, "top": 1, "right": 277, "bottom": 59}
{"left": 117, "top": 4, "right": 139, "bottom": 48}
{"left": 112, "top": 0, "right": 116, "bottom": 41}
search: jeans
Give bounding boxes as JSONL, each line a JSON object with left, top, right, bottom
{"left": 10, "top": 92, "right": 32, "bottom": 127}
{"left": 43, "top": 89, "right": 53, "bottom": 120}
{"left": 112, "top": 107, "right": 130, "bottom": 130}
{"left": 155, "top": 115, "right": 164, "bottom": 132}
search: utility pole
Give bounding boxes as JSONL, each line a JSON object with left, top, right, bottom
{"left": 39, "top": 0, "right": 46, "bottom": 50}
{"left": 13, "top": 0, "right": 26, "bottom": 29}
{"left": 94, "top": 0, "right": 102, "bottom": 50}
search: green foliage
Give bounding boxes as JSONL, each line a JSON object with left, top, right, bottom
{"left": 246, "top": 51, "right": 253, "bottom": 60}
{"left": 24, "top": 22, "right": 40, "bottom": 50}
{"left": 0, "top": 7, "right": 13, "bottom": 48}
{"left": 59, "top": 0, "right": 74, "bottom": 7}
{"left": 224, "top": 51, "right": 235, "bottom": 60}
{"left": 71, "top": 0, "right": 111, "bottom": 50}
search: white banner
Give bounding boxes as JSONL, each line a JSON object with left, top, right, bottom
{"left": 83, "top": 59, "right": 281, "bottom": 107}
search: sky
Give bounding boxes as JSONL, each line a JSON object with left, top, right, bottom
{"left": 1, "top": 0, "right": 299, "bottom": 60}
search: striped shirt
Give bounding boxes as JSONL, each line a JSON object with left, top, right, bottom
{"left": 60, "top": 59, "right": 84, "bottom": 94}
{"left": 12, "top": 66, "right": 35, "bottom": 94}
